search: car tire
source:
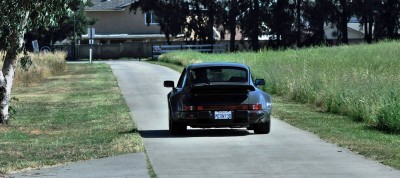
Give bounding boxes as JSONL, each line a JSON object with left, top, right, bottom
{"left": 254, "top": 120, "right": 270, "bottom": 134}
{"left": 169, "top": 111, "right": 187, "bottom": 135}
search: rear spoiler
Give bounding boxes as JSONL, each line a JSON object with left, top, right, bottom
{"left": 190, "top": 83, "right": 255, "bottom": 92}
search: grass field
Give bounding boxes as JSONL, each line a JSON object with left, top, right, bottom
{"left": 153, "top": 41, "right": 400, "bottom": 170}
{"left": 0, "top": 64, "right": 143, "bottom": 174}
{"left": 159, "top": 41, "right": 400, "bottom": 133}
{"left": 0, "top": 51, "right": 67, "bottom": 87}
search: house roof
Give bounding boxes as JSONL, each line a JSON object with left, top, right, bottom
{"left": 85, "top": 0, "right": 136, "bottom": 11}
{"left": 324, "top": 25, "right": 365, "bottom": 40}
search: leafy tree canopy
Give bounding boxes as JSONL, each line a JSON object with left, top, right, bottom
{"left": 0, "top": 0, "right": 90, "bottom": 51}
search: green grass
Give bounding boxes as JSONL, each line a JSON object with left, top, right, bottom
{"left": 0, "top": 64, "right": 143, "bottom": 174}
{"left": 273, "top": 96, "right": 400, "bottom": 169}
{"left": 158, "top": 41, "right": 400, "bottom": 133}
{"left": 152, "top": 41, "right": 400, "bottom": 170}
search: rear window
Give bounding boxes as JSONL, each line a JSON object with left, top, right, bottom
{"left": 190, "top": 67, "right": 248, "bottom": 84}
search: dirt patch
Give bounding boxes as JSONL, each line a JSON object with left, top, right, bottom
{"left": 0, "top": 124, "right": 9, "bottom": 133}
{"left": 29, "top": 129, "right": 43, "bottom": 135}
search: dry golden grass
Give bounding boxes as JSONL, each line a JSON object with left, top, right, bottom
{"left": 0, "top": 51, "right": 67, "bottom": 87}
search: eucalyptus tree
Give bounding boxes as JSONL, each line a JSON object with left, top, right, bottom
{"left": 0, "top": 0, "right": 84, "bottom": 124}
{"left": 267, "top": 0, "right": 296, "bottom": 47}
{"left": 352, "top": 0, "right": 378, "bottom": 43}
{"left": 238, "top": 0, "right": 271, "bottom": 51}
{"left": 373, "top": 0, "right": 400, "bottom": 40}
{"left": 225, "top": 0, "right": 240, "bottom": 52}
{"left": 293, "top": 0, "right": 302, "bottom": 47}
{"left": 24, "top": 5, "right": 95, "bottom": 50}
{"left": 332, "top": 0, "right": 354, "bottom": 44}
{"left": 303, "top": 0, "right": 335, "bottom": 45}
{"left": 184, "top": 0, "right": 225, "bottom": 44}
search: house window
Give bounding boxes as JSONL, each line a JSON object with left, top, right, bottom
{"left": 145, "top": 12, "right": 159, "bottom": 25}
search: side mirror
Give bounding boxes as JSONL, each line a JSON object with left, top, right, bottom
{"left": 164, "top": 80, "right": 175, "bottom": 88}
{"left": 254, "top": 79, "right": 265, "bottom": 86}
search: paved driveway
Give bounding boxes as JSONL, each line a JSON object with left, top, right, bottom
{"left": 109, "top": 61, "right": 400, "bottom": 178}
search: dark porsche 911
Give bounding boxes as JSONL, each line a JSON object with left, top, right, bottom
{"left": 164, "top": 62, "right": 272, "bottom": 135}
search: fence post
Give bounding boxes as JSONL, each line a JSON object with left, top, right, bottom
{"left": 138, "top": 46, "right": 142, "bottom": 61}
{"left": 151, "top": 44, "right": 154, "bottom": 60}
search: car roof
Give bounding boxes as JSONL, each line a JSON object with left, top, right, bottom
{"left": 187, "top": 62, "right": 250, "bottom": 70}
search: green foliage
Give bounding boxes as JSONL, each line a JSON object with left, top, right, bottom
{"left": 8, "top": 97, "right": 19, "bottom": 120}
{"left": 159, "top": 41, "right": 400, "bottom": 133}
{"left": 19, "top": 51, "right": 33, "bottom": 71}
{"left": 25, "top": 4, "right": 95, "bottom": 49}
{"left": 131, "top": 0, "right": 399, "bottom": 49}
{"left": 377, "top": 91, "right": 400, "bottom": 133}
{"left": 0, "top": 0, "right": 86, "bottom": 50}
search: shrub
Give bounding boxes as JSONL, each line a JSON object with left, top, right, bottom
{"left": 0, "top": 51, "right": 67, "bottom": 87}
{"left": 377, "top": 91, "right": 400, "bottom": 133}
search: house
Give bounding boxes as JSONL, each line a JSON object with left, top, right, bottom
{"left": 324, "top": 17, "right": 367, "bottom": 44}
{"left": 82, "top": 0, "right": 168, "bottom": 44}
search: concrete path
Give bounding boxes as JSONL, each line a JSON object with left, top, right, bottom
{"left": 108, "top": 61, "right": 400, "bottom": 178}
{"left": 10, "top": 153, "right": 148, "bottom": 178}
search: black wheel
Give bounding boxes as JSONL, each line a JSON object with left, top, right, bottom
{"left": 169, "top": 111, "right": 187, "bottom": 135}
{"left": 254, "top": 121, "right": 270, "bottom": 134}
{"left": 246, "top": 124, "right": 254, "bottom": 130}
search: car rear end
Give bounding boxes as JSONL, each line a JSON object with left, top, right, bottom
{"left": 181, "top": 63, "right": 270, "bottom": 129}
{"left": 179, "top": 84, "right": 269, "bottom": 128}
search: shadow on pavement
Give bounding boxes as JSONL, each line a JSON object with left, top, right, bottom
{"left": 140, "top": 129, "right": 250, "bottom": 138}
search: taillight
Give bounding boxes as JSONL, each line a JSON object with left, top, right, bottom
{"left": 183, "top": 104, "right": 262, "bottom": 111}
{"left": 249, "top": 104, "right": 262, "bottom": 110}
{"left": 182, "top": 105, "right": 205, "bottom": 111}
{"left": 240, "top": 105, "right": 249, "bottom": 110}
{"left": 183, "top": 105, "right": 196, "bottom": 111}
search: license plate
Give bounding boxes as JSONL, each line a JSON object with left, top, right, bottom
{"left": 214, "top": 111, "right": 232, "bottom": 120}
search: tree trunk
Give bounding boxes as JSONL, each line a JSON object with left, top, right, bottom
{"left": 0, "top": 11, "right": 29, "bottom": 124}
{"left": 339, "top": 0, "right": 349, "bottom": 44}
{"left": 0, "top": 34, "right": 19, "bottom": 124}
{"left": 385, "top": 0, "right": 396, "bottom": 39}
{"left": 316, "top": 20, "right": 325, "bottom": 44}
{"left": 165, "top": 26, "right": 172, "bottom": 45}
{"left": 368, "top": 15, "right": 373, "bottom": 43}
{"left": 229, "top": 0, "right": 238, "bottom": 52}
{"left": 296, "top": 0, "right": 302, "bottom": 47}
{"left": 229, "top": 26, "right": 236, "bottom": 52}
{"left": 363, "top": 15, "right": 369, "bottom": 43}
{"left": 207, "top": 2, "right": 215, "bottom": 45}
{"left": 251, "top": 0, "right": 260, "bottom": 51}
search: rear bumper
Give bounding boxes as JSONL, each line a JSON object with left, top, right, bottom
{"left": 176, "top": 110, "right": 270, "bottom": 128}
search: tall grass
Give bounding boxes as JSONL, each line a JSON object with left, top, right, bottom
{"left": 0, "top": 51, "right": 67, "bottom": 87}
{"left": 159, "top": 41, "right": 400, "bottom": 133}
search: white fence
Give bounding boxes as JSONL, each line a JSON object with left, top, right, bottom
{"left": 152, "top": 44, "right": 227, "bottom": 59}
{"left": 53, "top": 41, "right": 266, "bottom": 60}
